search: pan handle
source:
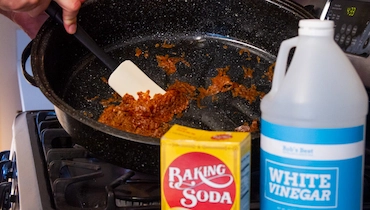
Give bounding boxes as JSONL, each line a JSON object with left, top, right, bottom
{"left": 46, "top": 1, "right": 119, "bottom": 71}
{"left": 21, "top": 41, "right": 38, "bottom": 87}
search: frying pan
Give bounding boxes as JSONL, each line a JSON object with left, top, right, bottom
{"left": 23, "top": 0, "right": 314, "bottom": 175}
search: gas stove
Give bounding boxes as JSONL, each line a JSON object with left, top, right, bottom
{"left": 0, "top": 105, "right": 369, "bottom": 209}
{"left": 1, "top": 111, "right": 161, "bottom": 209}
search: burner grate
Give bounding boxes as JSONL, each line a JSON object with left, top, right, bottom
{"left": 36, "top": 111, "right": 161, "bottom": 210}
{"left": 31, "top": 110, "right": 370, "bottom": 209}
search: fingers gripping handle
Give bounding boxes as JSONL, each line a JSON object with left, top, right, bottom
{"left": 45, "top": 1, "right": 64, "bottom": 24}
{"left": 45, "top": 1, "right": 119, "bottom": 71}
{"left": 270, "top": 37, "right": 299, "bottom": 93}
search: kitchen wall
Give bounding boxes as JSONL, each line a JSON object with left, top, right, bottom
{"left": 16, "top": 30, "right": 54, "bottom": 111}
{"left": 0, "top": 16, "right": 22, "bottom": 151}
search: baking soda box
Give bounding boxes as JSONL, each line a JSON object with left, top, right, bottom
{"left": 160, "top": 124, "right": 251, "bottom": 210}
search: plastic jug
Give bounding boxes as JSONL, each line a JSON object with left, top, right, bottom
{"left": 260, "top": 19, "right": 369, "bottom": 210}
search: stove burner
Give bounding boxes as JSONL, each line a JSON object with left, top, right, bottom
{"left": 36, "top": 111, "right": 161, "bottom": 209}
{"left": 107, "top": 172, "right": 160, "bottom": 208}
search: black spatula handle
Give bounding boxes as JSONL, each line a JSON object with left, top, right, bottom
{"left": 45, "top": 1, "right": 119, "bottom": 71}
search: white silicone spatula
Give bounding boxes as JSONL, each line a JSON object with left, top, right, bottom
{"left": 46, "top": 1, "right": 165, "bottom": 99}
{"left": 108, "top": 60, "right": 165, "bottom": 98}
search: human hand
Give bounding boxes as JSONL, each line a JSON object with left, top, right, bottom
{"left": 0, "top": 10, "right": 48, "bottom": 38}
{"left": 0, "top": 0, "right": 84, "bottom": 34}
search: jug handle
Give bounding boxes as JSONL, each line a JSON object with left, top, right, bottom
{"left": 270, "top": 37, "right": 299, "bottom": 93}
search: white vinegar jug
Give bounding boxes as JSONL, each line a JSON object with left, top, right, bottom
{"left": 260, "top": 19, "right": 368, "bottom": 210}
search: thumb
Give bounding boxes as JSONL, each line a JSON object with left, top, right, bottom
{"left": 54, "top": 0, "right": 83, "bottom": 34}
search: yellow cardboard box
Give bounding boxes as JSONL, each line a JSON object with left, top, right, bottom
{"left": 160, "top": 124, "right": 251, "bottom": 210}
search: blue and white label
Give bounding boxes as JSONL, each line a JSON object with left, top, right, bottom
{"left": 260, "top": 119, "right": 365, "bottom": 210}
{"left": 265, "top": 160, "right": 338, "bottom": 208}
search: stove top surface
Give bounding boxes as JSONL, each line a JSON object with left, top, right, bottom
{"left": 8, "top": 111, "right": 161, "bottom": 210}
{"left": 1, "top": 110, "right": 370, "bottom": 209}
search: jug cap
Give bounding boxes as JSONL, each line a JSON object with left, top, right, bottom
{"left": 299, "top": 19, "right": 334, "bottom": 36}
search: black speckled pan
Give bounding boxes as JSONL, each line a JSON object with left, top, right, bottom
{"left": 24, "top": 0, "right": 314, "bottom": 175}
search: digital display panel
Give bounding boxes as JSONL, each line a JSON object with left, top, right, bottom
{"left": 327, "top": 0, "right": 370, "bottom": 57}
{"left": 346, "top": 7, "right": 357, "bottom": 17}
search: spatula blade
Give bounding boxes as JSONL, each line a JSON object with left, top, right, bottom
{"left": 108, "top": 60, "right": 166, "bottom": 99}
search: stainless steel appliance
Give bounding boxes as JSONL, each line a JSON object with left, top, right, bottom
{"left": 295, "top": 0, "right": 370, "bottom": 88}
{"left": 1, "top": 108, "right": 369, "bottom": 209}
{"left": 322, "top": 0, "right": 370, "bottom": 88}
{"left": 3, "top": 111, "right": 161, "bottom": 209}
